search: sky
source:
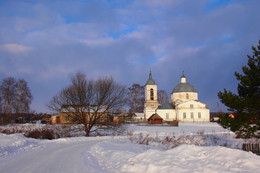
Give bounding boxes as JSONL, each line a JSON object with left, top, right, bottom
{"left": 0, "top": 0, "right": 259, "bottom": 113}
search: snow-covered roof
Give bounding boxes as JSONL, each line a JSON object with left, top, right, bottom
{"left": 135, "top": 113, "right": 144, "bottom": 117}
{"left": 61, "top": 105, "right": 107, "bottom": 113}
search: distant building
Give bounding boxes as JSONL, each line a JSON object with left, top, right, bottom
{"left": 57, "top": 105, "right": 108, "bottom": 124}
{"left": 144, "top": 71, "right": 210, "bottom": 122}
{"left": 133, "top": 113, "right": 145, "bottom": 120}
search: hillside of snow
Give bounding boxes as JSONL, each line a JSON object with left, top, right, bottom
{"left": 0, "top": 123, "right": 259, "bottom": 173}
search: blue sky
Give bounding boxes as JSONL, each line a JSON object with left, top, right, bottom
{"left": 0, "top": 0, "right": 259, "bottom": 113}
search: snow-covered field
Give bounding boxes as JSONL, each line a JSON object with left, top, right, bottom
{"left": 0, "top": 123, "right": 259, "bottom": 173}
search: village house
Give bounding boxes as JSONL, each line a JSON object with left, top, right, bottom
{"left": 52, "top": 105, "right": 109, "bottom": 124}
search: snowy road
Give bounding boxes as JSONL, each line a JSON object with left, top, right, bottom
{"left": 1, "top": 125, "right": 260, "bottom": 173}
{"left": 0, "top": 137, "right": 111, "bottom": 173}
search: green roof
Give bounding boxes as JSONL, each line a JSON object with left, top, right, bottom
{"left": 145, "top": 71, "right": 156, "bottom": 85}
{"left": 172, "top": 83, "right": 197, "bottom": 93}
{"left": 171, "top": 75, "right": 197, "bottom": 93}
{"left": 157, "top": 103, "right": 175, "bottom": 109}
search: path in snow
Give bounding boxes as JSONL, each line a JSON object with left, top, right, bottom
{"left": 0, "top": 137, "right": 110, "bottom": 173}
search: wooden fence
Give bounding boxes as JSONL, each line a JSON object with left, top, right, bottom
{"left": 242, "top": 143, "right": 260, "bottom": 155}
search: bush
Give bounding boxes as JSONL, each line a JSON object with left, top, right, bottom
{"left": 0, "top": 124, "right": 85, "bottom": 139}
{"left": 25, "top": 128, "right": 55, "bottom": 140}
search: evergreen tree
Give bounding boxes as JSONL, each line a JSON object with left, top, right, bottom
{"left": 218, "top": 40, "right": 260, "bottom": 138}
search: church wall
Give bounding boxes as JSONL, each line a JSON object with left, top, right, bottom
{"left": 177, "top": 108, "right": 210, "bottom": 122}
{"left": 144, "top": 84, "right": 158, "bottom": 119}
{"left": 176, "top": 101, "right": 210, "bottom": 122}
{"left": 172, "top": 92, "right": 198, "bottom": 102}
{"left": 156, "top": 109, "right": 176, "bottom": 121}
{"left": 144, "top": 101, "right": 159, "bottom": 119}
{"left": 176, "top": 100, "right": 206, "bottom": 109}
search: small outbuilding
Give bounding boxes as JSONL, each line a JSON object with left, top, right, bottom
{"left": 147, "top": 113, "right": 163, "bottom": 124}
{"left": 229, "top": 113, "right": 237, "bottom": 118}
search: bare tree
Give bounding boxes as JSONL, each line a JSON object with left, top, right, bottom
{"left": 127, "top": 83, "right": 144, "bottom": 113}
{"left": 14, "top": 79, "right": 33, "bottom": 113}
{"left": 0, "top": 77, "right": 33, "bottom": 114}
{"left": 48, "top": 72, "right": 127, "bottom": 136}
{"left": 0, "top": 77, "right": 16, "bottom": 113}
{"left": 158, "top": 90, "right": 170, "bottom": 104}
{"left": 0, "top": 94, "right": 3, "bottom": 113}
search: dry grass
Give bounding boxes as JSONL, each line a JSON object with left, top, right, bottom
{"left": 0, "top": 124, "right": 85, "bottom": 139}
{"left": 127, "top": 130, "right": 235, "bottom": 149}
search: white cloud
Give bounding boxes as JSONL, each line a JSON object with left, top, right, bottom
{"left": 0, "top": 44, "right": 33, "bottom": 54}
{"left": 81, "top": 37, "right": 115, "bottom": 47}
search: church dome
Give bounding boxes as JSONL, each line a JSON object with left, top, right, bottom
{"left": 172, "top": 83, "right": 196, "bottom": 93}
{"left": 172, "top": 74, "right": 197, "bottom": 93}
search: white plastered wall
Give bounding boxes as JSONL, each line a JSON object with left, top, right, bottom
{"left": 144, "top": 84, "right": 158, "bottom": 119}
{"left": 172, "top": 92, "right": 198, "bottom": 103}
{"left": 176, "top": 101, "right": 210, "bottom": 122}
{"left": 156, "top": 109, "right": 176, "bottom": 121}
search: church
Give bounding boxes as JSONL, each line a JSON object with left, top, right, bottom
{"left": 144, "top": 71, "right": 210, "bottom": 122}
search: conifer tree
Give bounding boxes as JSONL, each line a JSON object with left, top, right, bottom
{"left": 218, "top": 40, "right": 260, "bottom": 138}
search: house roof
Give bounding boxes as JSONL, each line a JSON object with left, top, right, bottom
{"left": 157, "top": 103, "right": 175, "bottom": 109}
{"left": 60, "top": 105, "right": 107, "bottom": 113}
{"left": 172, "top": 83, "right": 196, "bottom": 93}
{"left": 147, "top": 113, "right": 163, "bottom": 121}
{"left": 134, "top": 113, "right": 144, "bottom": 117}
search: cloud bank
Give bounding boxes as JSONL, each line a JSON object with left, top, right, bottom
{"left": 0, "top": 0, "right": 259, "bottom": 112}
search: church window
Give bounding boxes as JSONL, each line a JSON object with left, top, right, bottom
{"left": 198, "top": 112, "right": 201, "bottom": 118}
{"left": 186, "top": 93, "right": 189, "bottom": 99}
{"left": 191, "top": 112, "right": 194, "bottom": 119}
{"left": 166, "top": 113, "right": 169, "bottom": 119}
{"left": 190, "top": 104, "right": 194, "bottom": 108}
{"left": 150, "top": 89, "right": 154, "bottom": 100}
{"left": 183, "top": 112, "right": 186, "bottom": 119}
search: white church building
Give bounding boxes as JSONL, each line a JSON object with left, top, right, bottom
{"left": 144, "top": 72, "right": 210, "bottom": 122}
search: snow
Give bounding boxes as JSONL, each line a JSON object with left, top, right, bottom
{"left": 121, "top": 145, "right": 259, "bottom": 173}
{"left": 126, "top": 122, "right": 231, "bottom": 135}
{"left": 0, "top": 123, "right": 259, "bottom": 173}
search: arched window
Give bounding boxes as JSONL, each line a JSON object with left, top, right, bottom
{"left": 150, "top": 88, "right": 154, "bottom": 100}
{"left": 186, "top": 93, "right": 189, "bottom": 99}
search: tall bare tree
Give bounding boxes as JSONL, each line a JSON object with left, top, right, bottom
{"left": 0, "top": 77, "right": 17, "bottom": 113}
{"left": 14, "top": 79, "right": 33, "bottom": 113}
{"left": 48, "top": 72, "right": 127, "bottom": 136}
{"left": 0, "top": 77, "right": 33, "bottom": 114}
{"left": 127, "top": 83, "right": 144, "bottom": 113}
{"left": 158, "top": 90, "right": 170, "bottom": 104}
{"left": 0, "top": 97, "right": 2, "bottom": 113}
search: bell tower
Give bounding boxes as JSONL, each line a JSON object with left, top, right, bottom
{"left": 144, "top": 71, "right": 159, "bottom": 119}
